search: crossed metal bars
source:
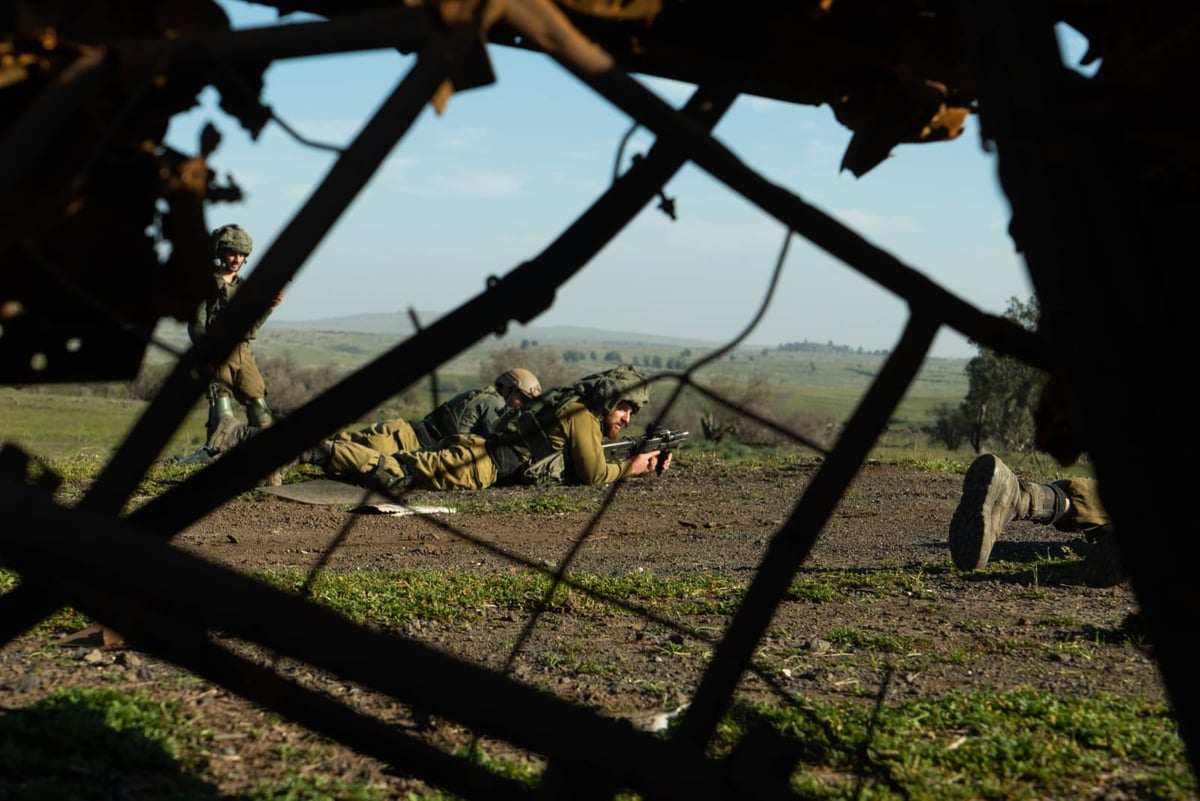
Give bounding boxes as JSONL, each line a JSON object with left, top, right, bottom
{"left": 3, "top": 1, "right": 1192, "bottom": 796}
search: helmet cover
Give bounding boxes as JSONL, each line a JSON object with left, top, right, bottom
{"left": 212, "top": 224, "right": 254, "bottom": 257}
{"left": 575, "top": 364, "right": 650, "bottom": 415}
{"left": 496, "top": 368, "right": 542, "bottom": 398}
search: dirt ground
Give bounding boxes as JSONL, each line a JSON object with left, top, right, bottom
{"left": 0, "top": 456, "right": 1167, "bottom": 798}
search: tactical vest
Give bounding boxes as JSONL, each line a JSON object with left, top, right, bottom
{"left": 422, "top": 386, "right": 490, "bottom": 443}
{"left": 492, "top": 386, "right": 578, "bottom": 458}
{"left": 485, "top": 387, "right": 580, "bottom": 482}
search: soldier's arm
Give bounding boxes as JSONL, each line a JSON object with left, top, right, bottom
{"left": 560, "top": 407, "right": 628, "bottom": 486}
{"left": 187, "top": 299, "right": 209, "bottom": 344}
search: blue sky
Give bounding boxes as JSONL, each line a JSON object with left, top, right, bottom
{"left": 167, "top": 4, "right": 1090, "bottom": 359}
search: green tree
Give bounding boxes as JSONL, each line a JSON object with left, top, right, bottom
{"left": 924, "top": 402, "right": 972, "bottom": 450}
{"left": 959, "top": 296, "right": 1048, "bottom": 453}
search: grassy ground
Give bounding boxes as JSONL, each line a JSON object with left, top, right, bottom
{"left": 0, "top": 387, "right": 209, "bottom": 463}
{"left": 0, "top": 362, "right": 1167, "bottom": 798}
{"left": 9, "top": 331, "right": 970, "bottom": 464}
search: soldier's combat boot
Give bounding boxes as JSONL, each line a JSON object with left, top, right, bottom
{"left": 368, "top": 456, "right": 413, "bottom": 500}
{"left": 948, "top": 454, "right": 1066, "bottom": 571}
{"left": 206, "top": 414, "right": 253, "bottom": 455}
{"left": 247, "top": 397, "right": 274, "bottom": 428}
{"left": 206, "top": 395, "right": 236, "bottom": 442}
{"left": 172, "top": 447, "right": 214, "bottom": 466}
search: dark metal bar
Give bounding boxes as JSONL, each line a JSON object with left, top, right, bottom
{"left": 677, "top": 314, "right": 939, "bottom": 746}
{"left": 499, "top": 0, "right": 1047, "bottom": 368}
{"left": 129, "top": 85, "right": 740, "bottom": 539}
{"left": 0, "top": 481, "right": 757, "bottom": 801}
{"left": 130, "top": 5, "right": 436, "bottom": 67}
{"left": 0, "top": 41, "right": 453, "bottom": 644}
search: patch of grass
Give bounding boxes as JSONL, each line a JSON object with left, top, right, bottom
{"left": 25, "top": 454, "right": 263, "bottom": 506}
{"left": 0, "top": 386, "right": 207, "bottom": 463}
{"left": 823, "top": 626, "right": 923, "bottom": 655}
{"left": 0, "top": 687, "right": 209, "bottom": 800}
{"left": 881, "top": 454, "right": 969, "bottom": 473}
{"left": 253, "top": 569, "right": 751, "bottom": 625}
{"left": 248, "top": 775, "right": 385, "bottom": 800}
{"left": 0, "top": 571, "right": 95, "bottom": 634}
{"left": 711, "top": 691, "right": 1195, "bottom": 800}
{"left": 455, "top": 494, "right": 600, "bottom": 514}
{"left": 452, "top": 743, "right": 541, "bottom": 787}
{"left": 6, "top": 683, "right": 1186, "bottom": 801}
{"left": 238, "top": 565, "right": 940, "bottom": 628}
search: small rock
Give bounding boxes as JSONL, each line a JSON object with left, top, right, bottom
{"left": 116, "top": 652, "right": 143, "bottom": 669}
{"left": 13, "top": 673, "right": 39, "bottom": 692}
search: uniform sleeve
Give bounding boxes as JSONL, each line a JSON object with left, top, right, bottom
{"left": 557, "top": 403, "right": 629, "bottom": 486}
{"left": 187, "top": 299, "right": 209, "bottom": 344}
{"left": 188, "top": 275, "right": 220, "bottom": 344}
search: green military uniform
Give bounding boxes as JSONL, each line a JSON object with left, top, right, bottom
{"left": 327, "top": 434, "right": 499, "bottom": 492}
{"left": 187, "top": 224, "right": 277, "bottom": 448}
{"left": 1050, "top": 477, "right": 1108, "bottom": 532}
{"left": 323, "top": 384, "right": 512, "bottom": 471}
{"left": 189, "top": 272, "right": 274, "bottom": 407}
{"left": 324, "top": 365, "right": 649, "bottom": 494}
{"left": 328, "top": 417, "right": 424, "bottom": 456}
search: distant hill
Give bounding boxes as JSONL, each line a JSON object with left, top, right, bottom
{"left": 269, "top": 311, "right": 725, "bottom": 349}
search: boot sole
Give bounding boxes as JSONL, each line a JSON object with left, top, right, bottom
{"left": 948, "top": 454, "right": 1006, "bottom": 571}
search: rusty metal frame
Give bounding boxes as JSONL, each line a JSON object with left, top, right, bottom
{"left": 2, "top": 0, "right": 1195, "bottom": 796}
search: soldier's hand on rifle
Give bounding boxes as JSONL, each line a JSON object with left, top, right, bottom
{"left": 630, "top": 449, "right": 671, "bottom": 477}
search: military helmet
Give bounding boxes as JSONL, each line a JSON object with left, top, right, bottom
{"left": 495, "top": 368, "right": 542, "bottom": 398}
{"left": 575, "top": 364, "right": 650, "bottom": 415}
{"left": 211, "top": 223, "right": 254, "bottom": 257}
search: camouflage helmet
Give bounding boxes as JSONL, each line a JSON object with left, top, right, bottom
{"left": 575, "top": 364, "right": 650, "bottom": 416}
{"left": 211, "top": 224, "right": 253, "bottom": 257}
{"left": 495, "top": 368, "right": 541, "bottom": 398}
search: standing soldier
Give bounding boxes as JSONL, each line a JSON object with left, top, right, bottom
{"left": 188, "top": 223, "right": 282, "bottom": 458}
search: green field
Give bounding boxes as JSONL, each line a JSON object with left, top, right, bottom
{"left": 6, "top": 324, "right": 972, "bottom": 464}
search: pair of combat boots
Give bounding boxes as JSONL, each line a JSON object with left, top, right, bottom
{"left": 948, "top": 454, "right": 1125, "bottom": 587}
{"left": 188, "top": 415, "right": 319, "bottom": 488}
{"left": 174, "top": 396, "right": 273, "bottom": 465}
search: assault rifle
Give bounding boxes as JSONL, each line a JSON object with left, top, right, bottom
{"left": 602, "top": 425, "right": 689, "bottom": 475}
